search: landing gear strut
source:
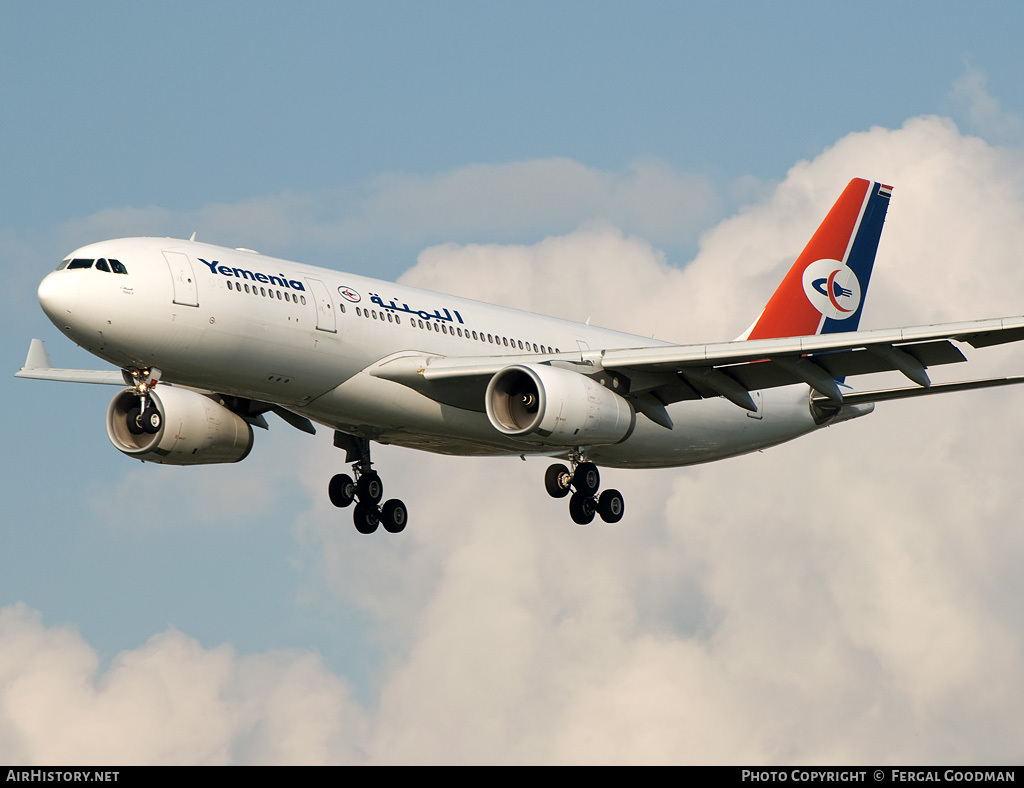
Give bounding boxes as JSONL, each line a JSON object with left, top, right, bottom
{"left": 122, "top": 366, "right": 163, "bottom": 436}
{"left": 545, "top": 450, "right": 624, "bottom": 525}
{"left": 328, "top": 431, "right": 408, "bottom": 534}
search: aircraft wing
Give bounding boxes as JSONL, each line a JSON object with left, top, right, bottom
{"left": 372, "top": 316, "right": 1024, "bottom": 424}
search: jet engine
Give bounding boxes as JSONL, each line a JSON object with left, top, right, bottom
{"left": 485, "top": 364, "right": 635, "bottom": 446}
{"left": 106, "top": 386, "right": 254, "bottom": 465}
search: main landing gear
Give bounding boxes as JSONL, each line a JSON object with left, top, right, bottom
{"left": 544, "top": 451, "right": 624, "bottom": 525}
{"left": 328, "top": 432, "right": 408, "bottom": 535}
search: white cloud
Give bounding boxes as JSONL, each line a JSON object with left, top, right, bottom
{"left": 8, "top": 113, "right": 1024, "bottom": 763}
{"left": 341, "top": 158, "right": 721, "bottom": 245}
{"left": 951, "top": 65, "right": 1024, "bottom": 144}
{"left": 0, "top": 604, "right": 366, "bottom": 765}
{"left": 54, "top": 159, "right": 721, "bottom": 266}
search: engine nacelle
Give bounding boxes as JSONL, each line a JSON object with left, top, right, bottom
{"left": 485, "top": 364, "right": 635, "bottom": 446}
{"left": 106, "top": 386, "right": 254, "bottom": 465}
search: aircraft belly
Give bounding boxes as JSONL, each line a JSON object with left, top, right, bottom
{"left": 298, "top": 374, "right": 825, "bottom": 467}
{"left": 182, "top": 326, "right": 360, "bottom": 405}
{"left": 297, "top": 371, "right": 511, "bottom": 450}
{"left": 589, "top": 384, "right": 821, "bottom": 469}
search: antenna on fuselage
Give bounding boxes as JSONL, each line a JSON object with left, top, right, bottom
{"left": 189, "top": 232, "right": 196, "bottom": 241}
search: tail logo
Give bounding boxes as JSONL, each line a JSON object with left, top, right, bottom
{"left": 801, "top": 258, "right": 861, "bottom": 320}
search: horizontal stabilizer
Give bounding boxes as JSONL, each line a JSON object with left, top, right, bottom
{"left": 15, "top": 339, "right": 125, "bottom": 385}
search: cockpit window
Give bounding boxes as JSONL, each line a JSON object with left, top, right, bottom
{"left": 60, "top": 257, "right": 128, "bottom": 273}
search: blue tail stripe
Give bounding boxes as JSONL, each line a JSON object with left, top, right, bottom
{"left": 821, "top": 182, "right": 891, "bottom": 335}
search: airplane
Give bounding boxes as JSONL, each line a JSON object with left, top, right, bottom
{"left": 17, "top": 178, "right": 1024, "bottom": 533}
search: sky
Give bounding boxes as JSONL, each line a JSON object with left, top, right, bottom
{"left": 4, "top": 0, "right": 1024, "bottom": 765}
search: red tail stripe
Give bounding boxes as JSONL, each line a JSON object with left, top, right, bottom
{"left": 747, "top": 179, "right": 871, "bottom": 340}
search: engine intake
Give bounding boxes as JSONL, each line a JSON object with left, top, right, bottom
{"left": 107, "top": 387, "right": 254, "bottom": 465}
{"left": 485, "top": 364, "right": 635, "bottom": 446}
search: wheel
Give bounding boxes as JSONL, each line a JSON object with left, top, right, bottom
{"left": 545, "top": 463, "right": 572, "bottom": 498}
{"left": 381, "top": 499, "right": 408, "bottom": 533}
{"left": 357, "top": 472, "right": 383, "bottom": 503}
{"left": 573, "top": 462, "right": 600, "bottom": 495}
{"left": 353, "top": 501, "right": 380, "bottom": 534}
{"left": 568, "top": 491, "right": 596, "bottom": 525}
{"left": 328, "top": 473, "right": 356, "bottom": 508}
{"left": 141, "top": 407, "right": 162, "bottom": 434}
{"left": 597, "top": 489, "right": 625, "bottom": 523}
{"left": 126, "top": 407, "right": 144, "bottom": 435}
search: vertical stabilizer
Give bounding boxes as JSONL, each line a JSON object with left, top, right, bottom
{"left": 745, "top": 178, "right": 892, "bottom": 340}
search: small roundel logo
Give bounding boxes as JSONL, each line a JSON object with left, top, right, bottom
{"left": 802, "top": 258, "right": 861, "bottom": 320}
{"left": 338, "top": 286, "right": 361, "bottom": 303}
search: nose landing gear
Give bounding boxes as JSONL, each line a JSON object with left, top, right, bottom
{"left": 545, "top": 451, "right": 624, "bottom": 525}
{"left": 328, "top": 432, "right": 408, "bottom": 534}
{"left": 122, "top": 366, "right": 163, "bottom": 436}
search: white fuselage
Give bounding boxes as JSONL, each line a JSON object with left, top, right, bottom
{"left": 38, "top": 237, "right": 831, "bottom": 468}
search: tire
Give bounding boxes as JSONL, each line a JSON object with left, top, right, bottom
{"left": 573, "top": 462, "right": 600, "bottom": 495}
{"left": 357, "top": 472, "right": 383, "bottom": 503}
{"left": 597, "top": 489, "right": 625, "bottom": 523}
{"left": 381, "top": 499, "right": 408, "bottom": 533}
{"left": 353, "top": 501, "right": 380, "bottom": 534}
{"left": 568, "top": 491, "right": 596, "bottom": 525}
{"left": 141, "top": 407, "right": 162, "bottom": 434}
{"left": 126, "top": 407, "right": 144, "bottom": 435}
{"left": 328, "top": 473, "right": 356, "bottom": 508}
{"left": 545, "top": 463, "right": 571, "bottom": 498}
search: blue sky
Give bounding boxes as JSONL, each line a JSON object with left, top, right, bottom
{"left": 5, "top": 1, "right": 1024, "bottom": 764}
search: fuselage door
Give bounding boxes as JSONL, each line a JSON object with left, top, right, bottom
{"left": 162, "top": 251, "right": 199, "bottom": 307}
{"left": 305, "top": 277, "right": 337, "bottom": 333}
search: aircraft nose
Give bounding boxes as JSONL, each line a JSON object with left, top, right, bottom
{"left": 37, "top": 270, "right": 78, "bottom": 325}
